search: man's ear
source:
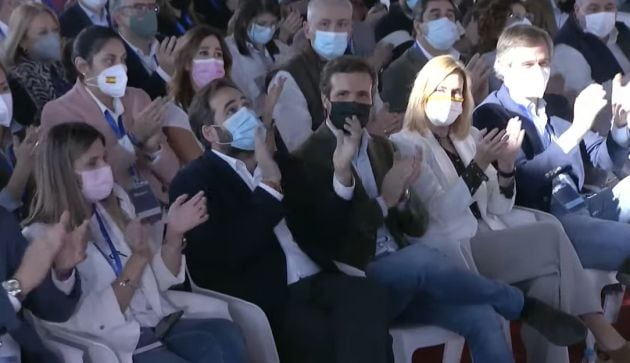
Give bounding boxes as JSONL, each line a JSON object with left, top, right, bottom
{"left": 321, "top": 94, "right": 331, "bottom": 118}
{"left": 201, "top": 124, "right": 218, "bottom": 145}
{"left": 413, "top": 19, "right": 424, "bottom": 38}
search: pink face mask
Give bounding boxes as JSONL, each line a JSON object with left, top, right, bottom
{"left": 191, "top": 58, "right": 225, "bottom": 89}
{"left": 79, "top": 165, "right": 114, "bottom": 203}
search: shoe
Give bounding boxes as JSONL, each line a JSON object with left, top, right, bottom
{"left": 616, "top": 258, "right": 630, "bottom": 287}
{"left": 520, "top": 297, "right": 587, "bottom": 346}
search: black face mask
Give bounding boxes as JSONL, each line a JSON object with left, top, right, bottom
{"left": 328, "top": 101, "right": 371, "bottom": 132}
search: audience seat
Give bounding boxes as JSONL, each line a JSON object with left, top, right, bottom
{"left": 186, "top": 269, "right": 281, "bottom": 363}
{"left": 390, "top": 325, "right": 465, "bottom": 363}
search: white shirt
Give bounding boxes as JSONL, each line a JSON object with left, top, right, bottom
{"left": 415, "top": 40, "right": 460, "bottom": 61}
{"left": 226, "top": 36, "right": 293, "bottom": 115}
{"left": 119, "top": 34, "right": 171, "bottom": 83}
{"left": 0, "top": 21, "right": 9, "bottom": 40}
{"left": 211, "top": 149, "right": 353, "bottom": 284}
{"left": 78, "top": 1, "right": 109, "bottom": 27}
{"left": 8, "top": 270, "right": 77, "bottom": 312}
{"left": 550, "top": 0, "right": 569, "bottom": 29}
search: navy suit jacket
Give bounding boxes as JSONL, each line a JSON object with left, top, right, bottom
{"left": 124, "top": 42, "right": 167, "bottom": 99}
{"left": 474, "top": 91, "right": 629, "bottom": 212}
{"left": 59, "top": 4, "right": 111, "bottom": 39}
{"left": 169, "top": 149, "right": 351, "bottom": 332}
{"left": 0, "top": 207, "right": 81, "bottom": 362}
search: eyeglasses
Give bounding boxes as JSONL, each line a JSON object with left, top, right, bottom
{"left": 508, "top": 12, "right": 534, "bottom": 22}
{"left": 119, "top": 3, "right": 160, "bottom": 13}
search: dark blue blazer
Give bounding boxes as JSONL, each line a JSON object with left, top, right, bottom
{"left": 473, "top": 91, "right": 629, "bottom": 212}
{"left": 124, "top": 42, "right": 167, "bottom": 99}
{"left": 0, "top": 207, "right": 81, "bottom": 363}
{"left": 169, "top": 149, "right": 351, "bottom": 332}
{"left": 59, "top": 4, "right": 111, "bottom": 39}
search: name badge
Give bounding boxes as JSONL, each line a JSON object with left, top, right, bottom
{"left": 128, "top": 181, "right": 162, "bottom": 224}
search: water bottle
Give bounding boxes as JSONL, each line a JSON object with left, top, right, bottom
{"left": 0, "top": 335, "right": 20, "bottom": 363}
{"left": 546, "top": 166, "right": 587, "bottom": 215}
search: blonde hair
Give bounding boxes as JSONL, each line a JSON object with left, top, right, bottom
{"left": 403, "top": 55, "right": 473, "bottom": 140}
{"left": 3, "top": 3, "right": 59, "bottom": 67}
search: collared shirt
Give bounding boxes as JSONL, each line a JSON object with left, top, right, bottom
{"left": 0, "top": 21, "right": 9, "bottom": 40}
{"left": 119, "top": 33, "right": 171, "bottom": 83}
{"left": 211, "top": 149, "right": 354, "bottom": 284}
{"left": 415, "top": 40, "right": 460, "bottom": 61}
{"left": 326, "top": 123, "right": 398, "bottom": 256}
{"left": 497, "top": 85, "right": 630, "bottom": 147}
{"left": 78, "top": 1, "right": 109, "bottom": 27}
{"left": 550, "top": 0, "right": 569, "bottom": 29}
{"left": 8, "top": 270, "right": 77, "bottom": 312}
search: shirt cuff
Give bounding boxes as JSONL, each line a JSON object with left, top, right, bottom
{"left": 156, "top": 66, "right": 172, "bottom": 83}
{"left": 259, "top": 182, "right": 284, "bottom": 201}
{"left": 146, "top": 145, "right": 163, "bottom": 164}
{"left": 610, "top": 124, "right": 630, "bottom": 147}
{"left": 376, "top": 196, "right": 389, "bottom": 218}
{"left": 0, "top": 188, "right": 22, "bottom": 212}
{"left": 51, "top": 269, "right": 76, "bottom": 295}
{"left": 333, "top": 174, "right": 354, "bottom": 200}
{"left": 7, "top": 292, "right": 20, "bottom": 312}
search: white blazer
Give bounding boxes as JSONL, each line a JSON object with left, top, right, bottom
{"left": 23, "top": 185, "right": 230, "bottom": 363}
{"left": 390, "top": 128, "right": 536, "bottom": 268}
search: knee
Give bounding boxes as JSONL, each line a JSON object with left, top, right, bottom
{"left": 456, "top": 306, "right": 505, "bottom": 339}
{"left": 197, "top": 319, "right": 247, "bottom": 356}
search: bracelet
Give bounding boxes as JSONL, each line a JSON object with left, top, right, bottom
{"left": 118, "top": 278, "right": 139, "bottom": 290}
{"left": 497, "top": 168, "right": 516, "bottom": 178}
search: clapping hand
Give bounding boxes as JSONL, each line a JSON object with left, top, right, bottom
{"left": 167, "top": 191, "right": 209, "bottom": 237}
{"left": 156, "top": 36, "right": 179, "bottom": 76}
{"left": 278, "top": 10, "right": 302, "bottom": 43}
{"left": 53, "top": 216, "right": 89, "bottom": 280}
{"left": 474, "top": 128, "right": 508, "bottom": 170}
{"left": 466, "top": 54, "right": 492, "bottom": 103}
{"left": 130, "top": 97, "right": 169, "bottom": 151}
{"left": 13, "top": 126, "right": 39, "bottom": 170}
{"left": 366, "top": 103, "right": 403, "bottom": 137}
{"left": 497, "top": 118, "right": 525, "bottom": 171}
{"left": 255, "top": 127, "right": 282, "bottom": 187}
{"left": 573, "top": 83, "right": 608, "bottom": 134}
{"left": 125, "top": 219, "right": 152, "bottom": 259}
{"left": 612, "top": 73, "right": 630, "bottom": 128}
{"left": 380, "top": 154, "right": 422, "bottom": 208}
{"left": 332, "top": 116, "right": 362, "bottom": 186}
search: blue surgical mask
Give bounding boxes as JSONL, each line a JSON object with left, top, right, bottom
{"left": 405, "top": 0, "right": 418, "bottom": 10}
{"left": 424, "top": 17, "right": 460, "bottom": 50}
{"left": 248, "top": 23, "right": 276, "bottom": 45}
{"left": 312, "top": 30, "right": 348, "bottom": 60}
{"left": 217, "top": 107, "right": 265, "bottom": 150}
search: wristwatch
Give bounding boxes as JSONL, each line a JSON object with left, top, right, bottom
{"left": 2, "top": 279, "right": 24, "bottom": 302}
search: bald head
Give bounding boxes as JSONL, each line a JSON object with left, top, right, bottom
{"left": 574, "top": 0, "right": 617, "bottom": 31}
{"left": 307, "top": 0, "right": 353, "bottom": 21}
{"left": 304, "top": 0, "right": 353, "bottom": 58}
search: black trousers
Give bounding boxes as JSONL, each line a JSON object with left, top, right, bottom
{"left": 277, "top": 272, "right": 394, "bottom": 363}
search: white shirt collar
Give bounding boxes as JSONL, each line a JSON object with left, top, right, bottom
{"left": 415, "top": 40, "right": 460, "bottom": 61}
{"left": 84, "top": 84, "right": 125, "bottom": 118}
{"left": 0, "top": 21, "right": 9, "bottom": 38}
{"left": 78, "top": 1, "right": 108, "bottom": 25}
{"left": 497, "top": 85, "right": 548, "bottom": 136}
{"left": 119, "top": 32, "right": 159, "bottom": 58}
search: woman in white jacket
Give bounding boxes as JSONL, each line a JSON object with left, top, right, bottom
{"left": 22, "top": 122, "right": 247, "bottom": 363}
{"left": 390, "top": 55, "right": 630, "bottom": 363}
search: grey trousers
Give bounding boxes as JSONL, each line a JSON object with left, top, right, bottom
{"left": 471, "top": 210, "right": 602, "bottom": 363}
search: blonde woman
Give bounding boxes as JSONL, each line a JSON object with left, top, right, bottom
{"left": 3, "top": 3, "right": 70, "bottom": 125}
{"left": 390, "top": 55, "right": 630, "bottom": 363}
{"left": 22, "top": 122, "right": 247, "bottom": 363}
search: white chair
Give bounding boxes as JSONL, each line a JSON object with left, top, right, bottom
{"left": 582, "top": 270, "right": 626, "bottom": 363}
{"left": 390, "top": 324, "right": 465, "bottom": 363}
{"left": 186, "top": 269, "right": 281, "bottom": 363}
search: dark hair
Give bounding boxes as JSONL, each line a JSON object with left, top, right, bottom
{"left": 412, "top": 0, "right": 459, "bottom": 21}
{"left": 170, "top": 25, "right": 233, "bottom": 111}
{"left": 71, "top": 26, "right": 123, "bottom": 80}
{"left": 188, "top": 78, "right": 240, "bottom": 145}
{"left": 231, "top": 0, "right": 280, "bottom": 59}
{"left": 320, "top": 56, "right": 376, "bottom": 98}
{"left": 477, "top": 0, "right": 525, "bottom": 53}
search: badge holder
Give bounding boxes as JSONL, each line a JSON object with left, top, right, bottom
{"left": 128, "top": 167, "right": 162, "bottom": 225}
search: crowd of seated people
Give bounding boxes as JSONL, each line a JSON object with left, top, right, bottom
{"left": 3, "top": 0, "right": 630, "bottom": 362}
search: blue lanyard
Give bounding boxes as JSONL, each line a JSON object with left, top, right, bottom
{"left": 175, "top": 11, "right": 193, "bottom": 35}
{"left": 94, "top": 208, "right": 124, "bottom": 277}
{"left": 104, "top": 110, "right": 126, "bottom": 140}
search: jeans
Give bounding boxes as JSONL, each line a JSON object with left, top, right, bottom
{"left": 555, "top": 176, "right": 630, "bottom": 271}
{"left": 365, "top": 243, "right": 521, "bottom": 363}
{"left": 133, "top": 318, "right": 247, "bottom": 363}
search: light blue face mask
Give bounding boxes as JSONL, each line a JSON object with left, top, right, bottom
{"left": 312, "top": 30, "right": 348, "bottom": 60}
{"left": 405, "top": 0, "right": 418, "bottom": 10}
{"left": 248, "top": 23, "right": 276, "bottom": 45}
{"left": 217, "top": 107, "right": 265, "bottom": 151}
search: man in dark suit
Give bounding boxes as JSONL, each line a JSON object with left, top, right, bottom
{"left": 169, "top": 78, "right": 393, "bottom": 363}
{"left": 1, "top": 208, "right": 85, "bottom": 363}
{"left": 473, "top": 30, "right": 630, "bottom": 359}
{"left": 297, "top": 55, "right": 586, "bottom": 363}
{"left": 110, "top": 0, "right": 175, "bottom": 99}
{"left": 60, "top": 0, "right": 111, "bottom": 38}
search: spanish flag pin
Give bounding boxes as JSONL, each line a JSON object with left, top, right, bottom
{"left": 105, "top": 76, "right": 117, "bottom": 84}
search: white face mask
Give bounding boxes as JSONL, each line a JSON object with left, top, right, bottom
{"left": 0, "top": 93, "right": 13, "bottom": 128}
{"left": 80, "top": 0, "right": 108, "bottom": 10}
{"left": 312, "top": 30, "right": 348, "bottom": 60}
{"left": 424, "top": 17, "right": 460, "bottom": 50}
{"left": 425, "top": 99, "right": 463, "bottom": 126}
{"left": 87, "top": 64, "right": 128, "bottom": 98}
{"left": 503, "top": 64, "right": 550, "bottom": 100}
{"left": 584, "top": 11, "right": 616, "bottom": 38}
